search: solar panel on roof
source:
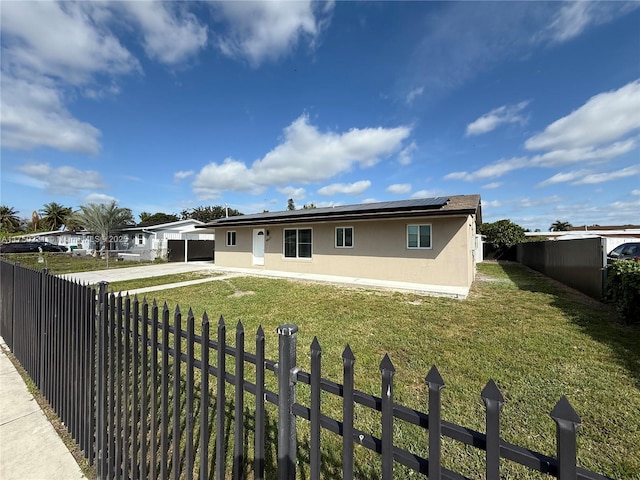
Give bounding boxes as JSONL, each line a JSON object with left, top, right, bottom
{"left": 216, "top": 196, "right": 450, "bottom": 224}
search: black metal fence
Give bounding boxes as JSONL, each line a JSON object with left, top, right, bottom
{"left": 0, "top": 260, "right": 613, "bottom": 480}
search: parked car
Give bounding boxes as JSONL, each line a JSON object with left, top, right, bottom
{"left": 33, "top": 241, "right": 68, "bottom": 252}
{"left": 607, "top": 242, "right": 640, "bottom": 264}
{"left": 1, "top": 242, "right": 37, "bottom": 253}
{"left": 0, "top": 241, "right": 67, "bottom": 254}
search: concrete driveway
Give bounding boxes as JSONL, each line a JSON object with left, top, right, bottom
{"left": 63, "top": 261, "right": 217, "bottom": 284}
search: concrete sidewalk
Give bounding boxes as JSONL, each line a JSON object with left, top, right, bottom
{"left": 0, "top": 338, "right": 86, "bottom": 480}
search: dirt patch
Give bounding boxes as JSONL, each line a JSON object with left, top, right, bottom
{"left": 223, "top": 279, "right": 255, "bottom": 298}
{"left": 228, "top": 290, "right": 255, "bottom": 298}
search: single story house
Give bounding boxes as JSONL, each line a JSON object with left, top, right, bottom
{"left": 201, "top": 195, "right": 482, "bottom": 293}
{"left": 121, "top": 219, "right": 215, "bottom": 262}
{"left": 11, "top": 219, "right": 215, "bottom": 262}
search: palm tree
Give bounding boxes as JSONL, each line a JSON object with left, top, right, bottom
{"left": 40, "top": 202, "right": 72, "bottom": 231}
{"left": 0, "top": 205, "right": 21, "bottom": 233}
{"left": 72, "top": 201, "right": 134, "bottom": 267}
{"left": 550, "top": 220, "right": 572, "bottom": 232}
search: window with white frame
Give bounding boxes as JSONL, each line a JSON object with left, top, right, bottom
{"left": 335, "top": 226, "right": 354, "bottom": 248}
{"left": 284, "top": 228, "right": 312, "bottom": 258}
{"left": 137, "top": 234, "right": 144, "bottom": 245}
{"left": 407, "top": 224, "right": 432, "bottom": 249}
{"left": 226, "top": 231, "right": 237, "bottom": 246}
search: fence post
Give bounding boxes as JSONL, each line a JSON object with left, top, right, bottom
{"left": 550, "top": 396, "right": 581, "bottom": 480}
{"left": 426, "top": 366, "right": 445, "bottom": 480}
{"left": 481, "top": 379, "right": 504, "bottom": 480}
{"left": 277, "top": 324, "right": 299, "bottom": 480}
{"left": 95, "top": 281, "right": 108, "bottom": 479}
{"left": 380, "top": 354, "right": 395, "bottom": 480}
{"left": 11, "top": 262, "right": 19, "bottom": 351}
{"left": 38, "top": 268, "right": 49, "bottom": 389}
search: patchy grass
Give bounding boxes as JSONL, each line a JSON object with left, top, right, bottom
{"left": 0, "top": 253, "right": 158, "bottom": 274}
{"left": 122, "top": 261, "right": 639, "bottom": 479}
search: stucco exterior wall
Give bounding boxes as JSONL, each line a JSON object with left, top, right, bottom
{"left": 215, "top": 215, "right": 477, "bottom": 287}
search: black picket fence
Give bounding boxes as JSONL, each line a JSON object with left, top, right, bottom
{"left": 0, "top": 260, "right": 613, "bottom": 480}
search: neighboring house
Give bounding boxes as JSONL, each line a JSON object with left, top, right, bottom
{"left": 10, "top": 219, "right": 215, "bottom": 262}
{"left": 525, "top": 227, "right": 640, "bottom": 255}
{"left": 202, "top": 195, "right": 482, "bottom": 295}
{"left": 121, "top": 219, "right": 215, "bottom": 262}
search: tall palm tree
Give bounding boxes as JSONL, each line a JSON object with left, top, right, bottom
{"left": 72, "top": 201, "right": 134, "bottom": 267}
{"left": 550, "top": 220, "right": 572, "bottom": 232}
{"left": 40, "top": 202, "right": 72, "bottom": 231}
{"left": 0, "top": 205, "right": 21, "bottom": 233}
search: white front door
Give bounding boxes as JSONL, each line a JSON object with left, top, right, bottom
{"left": 252, "top": 229, "right": 265, "bottom": 266}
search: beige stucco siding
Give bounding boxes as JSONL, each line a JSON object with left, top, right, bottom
{"left": 215, "top": 215, "right": 476, "bottom": 287}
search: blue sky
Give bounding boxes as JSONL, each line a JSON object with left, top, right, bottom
{"left": 1, "top": 1, "right": 639, "bottom": 231}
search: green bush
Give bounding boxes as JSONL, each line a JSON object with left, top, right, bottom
{"left": 604, "top": 260, "right": 640, "bottom": 324}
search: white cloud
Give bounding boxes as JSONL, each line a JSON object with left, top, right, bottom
{"left": 482, "top": 182, "right": 502, "bottom": 190}
{"left": 84, "top": 193, "right": 118, "bottom": 204}
{"left": 465, "top": 101, "right": 529, "bottom": 136}
{"left": 277, "top": 186, "right": 306, "bottom": 200}
{"left": 397, "top": 141, "right": 417, "bottom": 165}
{"left": 483, "top": 200, "right": 502, "bottom": 208}
{"left": 572, "top": 166, "right": 640, "bottom": 185}
{"left": 405, "top": 87, "right": 424, "bottom": 105}
{"left": 192, "top": 114, "right": 411, "bottom": 199}
{"left": 530, "top": 139, "right": 637, "bottom": 168}
{"left": 386, "top": 183, "right": 412, "bottom": 195}
{"left": 16, "top": 163, "right": 105, "bottom": 195}
{"left": 449, "top": 81, "right": 640, "bottom": 183}
{"left": 0, "top": 74, "right": 101, "bottom": 154}
{"left": 120, "top": 2, "right": 208, "bottom": 65}
{"left": 411, "top": 190, "right": 439, "bottom": 199}
{"left": 215, "top": 1, "right": 334, "bottom": 66}
{"left": 537, "top": 170, "right": 591, "bottom": 187}
{"left": 445, "top": 157, "right": 528, "bottom": 182}
{"left": 318, "top": 181, "right": 371, "bottom": 196}
{"left": 0, "top": 1, "right": 208, "bottom": 155}
{"left": 174, "top": 170, "right": 195, "bottom": 181}
{"left": 541, "top": 1, "right": 639, "bottom": 44}
{"left": 401, "top": 2, "right": 636, "bottom": 101}
{"left": 632, "top": 190, "right": 640, "bottom": 196}
{"left": 362, "top": 198, "right": 379, "bottom": 204}
{"left": 525, "top": 80, "right": 640, "bottom": 151}
{"left": 1, "top": 1, "right": 139, "bottom": 84}
{"left": 517, "top": 195, "right": 562, "bottom": 208}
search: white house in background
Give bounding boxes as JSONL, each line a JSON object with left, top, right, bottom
{"left": 525, "top": 226, "right": 640, "bottom": 254}
{"left": 11, "top": 219, "right": 215, "bottom": 262}
{"left": 121, "top": 219, "right": 215, "bottom": 262}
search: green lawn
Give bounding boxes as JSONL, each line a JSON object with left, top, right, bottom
{"left": 107, "top": 271, "right": 224, "bottom": 292}
{"left": 0, "top": 252, "right": 158, "bottom": 274}
{"left": 118, "top": 261, "right": 639, "bottom": 479}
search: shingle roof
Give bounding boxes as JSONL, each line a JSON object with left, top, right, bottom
{"left": 201, "top": 194, "right": 481, "bottom": 228}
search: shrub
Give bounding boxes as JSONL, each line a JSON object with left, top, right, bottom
{"left": 604, "top": 260, "right": 640, "bottom": 324}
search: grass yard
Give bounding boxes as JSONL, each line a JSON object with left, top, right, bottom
{"left": 107, "top": 270, "right": 224, "bottom": 293}
{"left": 118, "top": 261, "right": 639, "bottom": 479}
{"left": 0, "top": 252, "right": 158, "bottom": 274}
